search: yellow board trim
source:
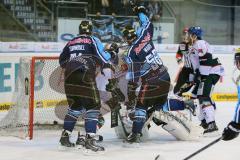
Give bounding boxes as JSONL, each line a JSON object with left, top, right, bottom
{"left": 182, "top": 93, "right": 238, "bottom": 101}
{"left": 0, "top": 93, "right": 238, "bottom": 112}
{"left": 0, "top": 99, "right": 67, "bottom": 112}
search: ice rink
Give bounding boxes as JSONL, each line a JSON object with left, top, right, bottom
{"left": 0, "top": 102, "right": 239, "bottom": 160}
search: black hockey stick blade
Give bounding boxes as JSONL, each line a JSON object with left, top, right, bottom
{"left": 111, "top": 109, "right": 119, "bottom": 128}
{"left": 183, "top": 137, "right": 222, "bottom": 160}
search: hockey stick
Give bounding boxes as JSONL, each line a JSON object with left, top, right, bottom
{"left": 183, "top": 137, "right": 222, "bottom": 160}
{"left": 117, "top": 107, "right": 130, "bottom": 137}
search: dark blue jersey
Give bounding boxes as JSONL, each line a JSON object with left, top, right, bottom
{"left": 59, "top": 35, "right": 111, "bottom": 70}
{"left": 125, "top": 12, "right": 163, "bottom": 82}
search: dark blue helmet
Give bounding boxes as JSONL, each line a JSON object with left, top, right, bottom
{"left": 79, "top": 20, "right": 92, "bottom": 35}
{"left": 122, "top": 25, "right": 137, "bottom": 41}
{"left": 188, "top": 26, "right": 203, "bottom": 39}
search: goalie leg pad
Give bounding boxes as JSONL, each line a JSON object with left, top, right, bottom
{"left": 85, "top": 110, "right": 100, "bottom": 133}
{"left": 154, "top": 111, "right": 203, "bottom": 141}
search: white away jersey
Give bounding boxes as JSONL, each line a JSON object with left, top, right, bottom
{"left": 189, "top": 40, "right": 224, "bottom": 76}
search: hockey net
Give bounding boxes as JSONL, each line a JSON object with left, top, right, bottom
{"left": 0, "top": 56, "right": 82, "bottom": 139}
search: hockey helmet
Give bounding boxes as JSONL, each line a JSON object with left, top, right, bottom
{"left": 122, "top": 25, "right": 137, "bottom": 43}
{"left": 79, "top": 20, "right": 93, "bottom": 35}
{"left": 234, "top": 48, "right": 240, "bottom": 70}
{"left": 188, "top": 26, "right": 203, "bottom": 39}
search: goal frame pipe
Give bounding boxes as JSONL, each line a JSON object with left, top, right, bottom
{"left": 29, "top": 56, "right": 59, "bottom": 139}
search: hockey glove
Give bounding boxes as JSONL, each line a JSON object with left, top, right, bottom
{"left": 222, "top": 121, "right": 240, "bottom": 141}
{"left": 125, "top": 81, "right": 138, "bottom": 108}
{"left": 177, "top": 82, "right": 194, "bottom": 96}
{"left": 129, "top": 0, "right": 147, "bottom": 15}
{"left": 125, "top": 99, "right": 136, "bottom": 110}
{"left": 106, "top": 78, "right": 118, "bottom": 92}
{"left": 108, "top": 43, "right": 119, "bottom": 59}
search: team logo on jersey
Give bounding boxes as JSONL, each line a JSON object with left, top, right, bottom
{"left": 134, "top": 32, "right": 151, "bottom": 55}
{"left": 198, "top": 49, "right": 203, "bottom": 53}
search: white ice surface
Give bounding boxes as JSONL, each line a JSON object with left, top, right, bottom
{"left": 0, "top": 102, "right": 239, "bottom": 160}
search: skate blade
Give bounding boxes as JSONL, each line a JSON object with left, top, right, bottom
{"left": 82, "top": 148, "right": 106, "bottom": 155}
{"left": 58, "top": 145, "right": 76, "bottom": 151}
{"left": 122, "top": 141, "right": 140, "bottom": 148}
{"left": 76, "top": 145, "right": 84, "bottom": 150}
{"left": 203, "top": 131, "right": 220, "bottom": 137}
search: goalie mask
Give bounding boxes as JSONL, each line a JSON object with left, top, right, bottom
{"left": 79, "top": 20, "right": 93, "bottom": 35}
{"left": 234, "top": 48, "right": 240, "bottom": 70}
{"left": 122, "top": 25, "right": 137, "bottom": 44}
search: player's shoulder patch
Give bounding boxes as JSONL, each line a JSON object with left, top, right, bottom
{"left": 179, "top": 43, "right": 187, "bottom": 51}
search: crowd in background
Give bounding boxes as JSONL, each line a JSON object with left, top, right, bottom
{"left": 94, "top": 0, "right": 163, "bottom": 21}
{"left": 42, "top": 0, "right": 163, "bottom": 21}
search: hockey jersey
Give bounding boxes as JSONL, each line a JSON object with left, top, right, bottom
{"left": 125, "top": 12, "right": 164, "bottom": 82}
{"left": 232, "top": 68, "right": 240, "bottom": 123}
{"left": 59, "top": 35, "right": 111, "bottom": 71}
{"left": 176, "top": 42, "right": 192, "bottom": 68}
{"left": 189, "top": 40, "right": 224, "bottom": 76}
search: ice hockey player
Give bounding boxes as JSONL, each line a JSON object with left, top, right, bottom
{"left": 188, "top": 26, "right": 224, "bottom": 135}
{"left": 58, "top": 20, "right": 118, "bottom": 152}
{"left": 173, "top": 27, "right": 200, "bottom": 115}
{"left": 122, "top": 2, "right": 171, "bottom": 144}
{"left": 174, "top": 27, "right": 194, "bottom": 95}
{"left": 222, "top": 48, "right": 240, "bottom": 141}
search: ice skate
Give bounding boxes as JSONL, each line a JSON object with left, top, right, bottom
{"left": 82, "top": 134, "right": 105, "bottom": 155}
{"left": 59, "top": 130, "right": 75, "bottom": 150}
{"left": 123, "top": 133, "right": 141, "bottom": 148}
{"left": 76, "top": 132, "right": 85, "bottom": 149}
{"left": 200, "top": 119, "right": 208, "bottom": 129}
{"left": 203, "top": 121, "right": 219, "bottom": 137}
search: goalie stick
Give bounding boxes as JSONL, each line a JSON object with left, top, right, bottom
{"left": 183, "top": 137, "right": 222, "bottom": 160}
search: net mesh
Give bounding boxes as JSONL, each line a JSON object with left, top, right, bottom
{"left": 0, "top": 57, "right": 77, "bottom": 139}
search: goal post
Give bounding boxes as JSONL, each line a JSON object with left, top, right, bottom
{"left": 29, "top": 56, "right": 60, "bottom": 139}
{"left": 0, "top": 56, "right": 74, "bottom": 140}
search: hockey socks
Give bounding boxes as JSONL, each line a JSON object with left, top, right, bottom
{"left": 132, "top": 108, "right": 146, "bottom": 134}
{"left": 85, "top": 110, "right": 100, "bottom": 133}
{"left": 63, "top": 108, "right": 83, "bottom": 132}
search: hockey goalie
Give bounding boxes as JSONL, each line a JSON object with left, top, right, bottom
{"left": 96, "top": 47, "right": 203, "bottom": 142}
